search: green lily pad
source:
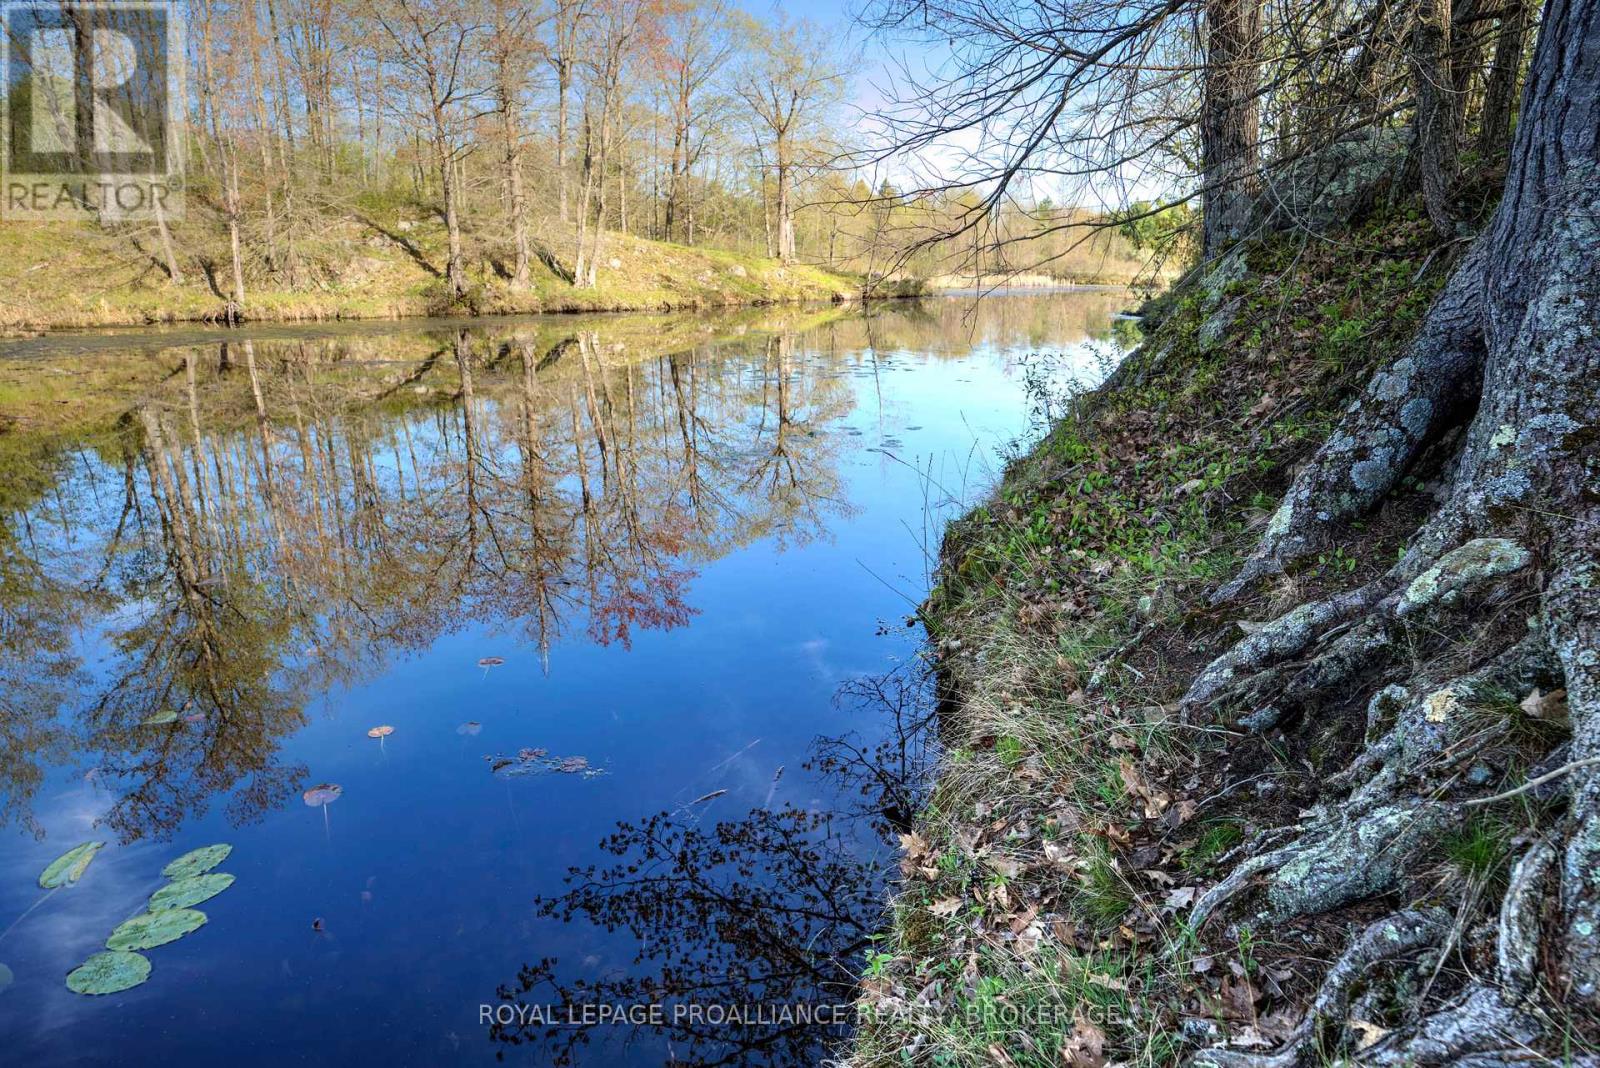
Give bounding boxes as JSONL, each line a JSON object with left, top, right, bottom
{"left": 106, "top": 908, "right": 208, "bottom": 951}
{"left": 142, "top": 709, "right": 180, "bottom": 726}
{"left": 150, "top": 872, "right": 234, "bottom": 911}
{"left": 39, "top": 841, "right": 105, "bottom": 889}
{"left": 66, "top": 951, "right": 150, "bottom": 995}
{"left": 161, "top": 844, "right": 232, "bottom": 880}
{"left": 0, "top": 962, "right": 13, "bottom": 992}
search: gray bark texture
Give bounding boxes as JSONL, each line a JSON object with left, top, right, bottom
{"left": 1187, "top": 0, "right": 1600, "bottom": 1055}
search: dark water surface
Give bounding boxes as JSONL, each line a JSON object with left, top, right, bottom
{"left": 0, "top": 293, "right": 1129, "bottom": 1066}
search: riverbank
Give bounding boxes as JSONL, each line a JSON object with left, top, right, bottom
{"left": 0, "top": 214, "right": 867, "bottom": 332}
{"left": 850, "top": 202, "right": 1536, "bottom": 1065}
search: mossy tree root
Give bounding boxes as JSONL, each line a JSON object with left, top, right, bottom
{"left": 1189, "top": 4, "right": 1600, "bottom": 1033}
{"left": 1210, "top": 241, "right": 1490, "bottom": 605}
{"left": 1190, "top": 908, "right": 1450, "bottom": 1068}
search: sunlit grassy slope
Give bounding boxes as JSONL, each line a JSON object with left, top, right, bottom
{"left": 0, "top": 206, "right": 860, "bottom": 331}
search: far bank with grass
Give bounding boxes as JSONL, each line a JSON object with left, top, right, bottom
{"left": 0, "top": 205, "right": 866, "bottom": 332}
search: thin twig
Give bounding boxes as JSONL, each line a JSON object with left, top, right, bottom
{"left": 1464, "top": 756, "right": 1600, "bottom": 806}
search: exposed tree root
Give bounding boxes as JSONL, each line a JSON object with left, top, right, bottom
{"left": 1190, "top": 908, "right": 1450, "bottom": 1068}
{"left": 1181, "top": 6, "right": 1600, "bottom": 1051}
{"left": 1211, "top": 241, "right": 1489, "bottom": 604}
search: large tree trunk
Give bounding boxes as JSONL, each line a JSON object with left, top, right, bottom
{"left": 1188, "top": 0, "right": 1600, "bottom": 1047}
{"left": 1200, "top": 0, "right": 1262, "bottom": 260}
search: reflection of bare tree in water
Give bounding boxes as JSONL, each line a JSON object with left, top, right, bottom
{"left": 0, "top": 323, "right": 858, "bottom": 840}
{"left": 487, "top": 663, "right": 937, "bottom": 1067}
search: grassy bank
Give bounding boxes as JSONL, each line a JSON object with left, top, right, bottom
{"left": 852, "top": 206, "right": 1463, "bottom": 1066}
{"left": 0, "top": 204, "right": 860, "bottom": 332}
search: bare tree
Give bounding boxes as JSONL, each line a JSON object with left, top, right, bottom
{"left": 487, "top": 0, "right": 542, "bottom": 289}
{"left": 653, "top": 0, "right": 738, "bottom": 244}
{"left": 572, "top": 0, "right": 649, "bottom": 287}
{"left": 367, "top": 0, "right": 486, "bottom": 300}
{"left": 548, "top": 0, "right": 591, "bottom": 225}
{"left": 736, "top": 15, "right": 843, "bottom": 264}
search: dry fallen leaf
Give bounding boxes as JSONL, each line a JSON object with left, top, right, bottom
{"left": 986, "top": 856, "right": 1022, "bottom": 879}
{"left": 1166, "top": 885, "right": 1199, "bottom": 911}
{"left": 1160, "top": 798, "right": 1198, "bottom": 831}
{"left": 928, "top": 897, "right": 963, "bottom": 918}
{"left": 988, "top": 1042, "right": 1020, "bottom": 1067}
{"left": 1257, "top": 1008, "right": 1301, "bottom": 1042}
{"left": 1520, "top": 687, "right": 1569, "bottom": 722}
{"left": 1220, "top": 973, "right": 1260, "bottom": 1021}
{"left": 899, "top": 831, "right": 932, "bottom": 859}
{"left": 1227, "top": 1026, "right": 1273, "bottom": 1049}
{"left": 1060, "top": 1017, "right": 1107, "bottom": 1068}
{"left": 1348, "top": 1019, "right": 1391, "bottom": 1050}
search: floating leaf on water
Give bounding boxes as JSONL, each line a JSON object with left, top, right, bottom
{"left": 367, "top": 725, "right": 394, "bottom": 739}
{"left": 150, "top": 872, "right": 234, "bottom": 912}
{"left": 477, "top": 657, "right": 505, "bottom": 668}
{"left": 491, "top": 748, "right": 605, "bottom": 778}
{"left": 302, "top": 784, "right": 342, "bottom": 807}
{"left": 39, "top": 841, "right": 105, "bottom": 889}
{"left": 162, "top": 844, "right": 232, "bottom": 880}
{"left": 0, "top": 962, "right": 13, "bottom": 993}
{"left": 106, "top": 908, "right": 207, "bottom": 951}
{"left": 66, "top": 951, "right": 150, "bottom": 996}
{"left": 142, "top": 709, "right": 180, "bottom": 726}
{"left": 457, "top": 722, "right": 482, "bottom": 736}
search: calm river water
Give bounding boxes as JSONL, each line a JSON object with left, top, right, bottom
{"left": 0, "top": 292, "right": 1130, "bottom": 1066}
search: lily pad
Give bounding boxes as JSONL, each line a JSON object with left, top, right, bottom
{"left": 161, "top": 844, "right": 232, "bottom": 880}
{"left": 302, "top": 783, "right": 342, "bottom": 807}
{"left": 106, "top": 909, "right": 207, "bottom": 951}
{"left": 66, "top": 951, "right": 150, "bottom": 995}
{"left": 39, "top": 841, "right": 105, "bottom": 889}
{"left": 142, "top": 709, "right": 180, "bottom": 726}
{"left": 0, "top": 962, "right": 13, "bottom": 993}
{"left": 477, "top": 657, "right": 505, "bottom": 668}
{"left": 150, "top": 872, "right": 234, "bottom": 911}
{"left": 367, "top": 725, "right": 394, "bottom": 739}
